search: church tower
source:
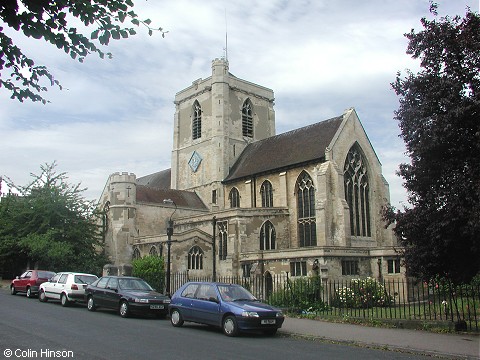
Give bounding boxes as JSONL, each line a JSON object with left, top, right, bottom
{"left": 170, "top": 59, "right": 275, "bottom": 210}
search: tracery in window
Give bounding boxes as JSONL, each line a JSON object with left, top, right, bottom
{"left": 192, "top": 100, "right": 202, "bottom": 140}
{"left": 229, "top": 187, "right": 240, "bottom": 208}
{"left": 217, "top": 221, "right": 228, "bottom": 261}
{"left": 132, "top": 247, "right": 141, "bottom": 260}
{"left": 260, "top": 180, "right": 273, "bottom": 207}
{"left": 260, "top": 221, "right": 276, "bottom": 250}
{"left": 343, "top": 143, "right": 371, "bottom": 237}
{"left": 242, "top": 99, "right": 253, "bottom": 138}
{"left": 149, "top": 246, "right": 158, "bottom": 256}
{"left": 188, "top": 246, "right": 204, "bottom": 270}
{"left": 296, "top": 171, "right": 316, "bottom": 247}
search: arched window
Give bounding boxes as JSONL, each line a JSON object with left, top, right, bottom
{"left": 218, "top": 221, "right": 228, "bottom": 260}
{"left": 132, "top": 247, "right": 141, "bottom": 260}
{"left": 229, "top": 187, "right": 240, "bottom": 208}
{"left": 260, "top": 221, "right": 276, "bottom": 250}
{"left": 188, "top": 246, "right": 204, "bottom": 270}
{"left": 260, "top": 180, "right": 273, "bottom": 207}
{"left": 297, "top": 171, "right": 316, "bottom": 247}
{"left": 344, "top": 143, "right": 371, "bottom": 237}
{"left": 149, "top": 246, "right": 158, "bottom": 256}
{"left": 192, "top": 100, "right": 202, "bottom": 140}
{"left": 242, "top": 99, "right": 253, "bottom": 137}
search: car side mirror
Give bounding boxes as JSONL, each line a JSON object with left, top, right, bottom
{"left": 209, "top": 296, "right": 219, "bottom": 303}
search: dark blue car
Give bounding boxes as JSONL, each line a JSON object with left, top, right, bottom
{"left": 168, "top": 282, "right": 284, "bottom": 336}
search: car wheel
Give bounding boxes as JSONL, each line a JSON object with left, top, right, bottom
{"left": 61, "top": 293, "right": 70, "bottom": 307}
{"left": 119, "top": 301, "right": 130, "bottom": 318}
{"left": 264, "top": 328, "right": 277, "bottom": 336}
{"left": 222, "top": 315, "right": 239, "bottom": 337}
{"left": 170, "top": 309, "right": 184, "bottom": 327}
{"left": 87, "top": 296, "right": 96, "bottom": 312}
{"left": 26, "top": 287, "right": 33, "bottom": 298}
{"left": 10, "top": 286, "right": 16, "bottom": 295}
{"left": 39, "top": 290, "right": 48, "bottom": 302}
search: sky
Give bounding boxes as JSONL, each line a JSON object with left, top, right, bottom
{"left": 0, "top": 0, "right": 477, "bottom": 207}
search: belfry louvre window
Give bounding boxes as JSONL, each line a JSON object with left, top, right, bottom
{"left": 242, "top": 99, "right": 253, "bottom": 137}
{"left": 218, "top": 221, "right": 228, "bottom": 261}
{"left": 188, "top": 246, "right": 204, "bottom": 270}
{"left": 192, "top": 100, "right": 202, "bottom": 140}
{"left": 297, "top": 171, "right": 316, "bottom": 247}
{"left": 260, "top": 180, "right": 273, "bottom": 207}
{"left": 344, "top": 143, "right": 371, "bottom": 237}
{"left": 260, "top": 221, "right": 276, "bottom": 250}
{"left": 229, "top": 187, "right": 240, "bottom": 208}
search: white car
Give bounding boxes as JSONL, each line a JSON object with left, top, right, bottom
{"left": 39, "top": 272, "right": 98, "bottom": 306}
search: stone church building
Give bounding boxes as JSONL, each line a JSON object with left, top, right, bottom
{"left": 99, "top": 58, "right": 403, "bottom": 284}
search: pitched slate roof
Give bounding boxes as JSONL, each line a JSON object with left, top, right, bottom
{"left": 137, "top": 169, "right": 171, "bottom": 189}
{"left": 136, "top": 185, "right": 207, "bottom": 210}
{"left": 136, "top": 169, "right": 207, "bottom": 210}
{"left": 224, "top": 115, "right": 343, "bottom": 183}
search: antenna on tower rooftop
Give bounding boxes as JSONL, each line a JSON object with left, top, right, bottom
{"left": 223, "top": 6, "right": 228, "bottom": 61}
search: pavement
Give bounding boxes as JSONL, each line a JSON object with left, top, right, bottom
{"left": 280, "top": 316, "right": 480, "bottom": 359}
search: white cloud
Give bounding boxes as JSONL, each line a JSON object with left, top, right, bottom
{"left": 0, "top": 0, "right": 477, "bottom": 206}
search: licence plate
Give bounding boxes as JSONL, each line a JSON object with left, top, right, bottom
{"left": 150, "top": 305, "right": 165, "bottom": 310}
{"left": 261, "top": 319, "right": 276, "bottom": 325}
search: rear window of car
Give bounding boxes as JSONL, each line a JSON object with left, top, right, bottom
{"left": 38, "top": 271, "right": 55, "bottom": 279}
{"left": 74, "top": 275, "right": 97, "bottom": 284}
{"left": 95, "top": 277, "right": 110, "bottom": 289}
{"left": 181, "top": 284, "right": 199, "bottom": 298}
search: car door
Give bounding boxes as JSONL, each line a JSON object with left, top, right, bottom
{"left": 103, "top": 277, "right": 121, "bottom": 310}
{"left": 91, "top": 277, "right": 110, "bottom": 307}
{"left": 175, "top": 283, "right": 199, "bottom": 321}
{"left": 43, "top": 274, "right": 61, "bottom": 300}
{"left": 53, "top": 273, "right": 69, "bottom": 300}
{"left": 17, "top": 271, "right": 32, "bottom": 292}
{"left": 190, "top": 284, "right": 221, "bottom": 325}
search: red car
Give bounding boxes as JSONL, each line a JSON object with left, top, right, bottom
{"left": 10, "top": 270, "right": 56, "bottom": 298}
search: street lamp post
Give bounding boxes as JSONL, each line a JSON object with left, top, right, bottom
{"left": 163, "top": 199, "right": 177, "bottom": 297}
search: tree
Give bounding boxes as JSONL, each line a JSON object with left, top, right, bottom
{"left": 132, "top": 255, "right": 165, "bottom": 293}
{"left": 385, "top": 6, "right": 480, "bottom": 284}
{"left": 0, "top": 162, "right": 109, "bottom": 277}
{"left": 0, "top": 0, "right": 164, "bottom": 104}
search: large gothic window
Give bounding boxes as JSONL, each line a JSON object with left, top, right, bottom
{"left": 188, "top": 246, "right": 204, "bottom": 270}
{"left": 192, "top": 100, "right": 202, "bottom": 140}
{"left": 229, "top": 187, "right": 240, "bottom": 208}
{"left": 132, "top": 247, "right": 141, "bottom": 260}
{"left": 297, "top": 171, "right": 317, "bottom": 247}
{"left": 218, "top": 221, "right": 228, "bottom": 260}
{"left": 344, "top": 143, "right": 371, "bottom": 237}
{"left": 260, "top": 180, "right": 273, "bottom": 207}
{"left": 242, "top": 99, "right": 253, "bottom": 138}
{"left": 260, "top": 221, "right": 276, "bottom": 250}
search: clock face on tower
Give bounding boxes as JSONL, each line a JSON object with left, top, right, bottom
{"left": 188, "top": 151, "right": 202, "bottom": 172}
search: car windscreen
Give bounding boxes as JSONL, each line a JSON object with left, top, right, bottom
{"left": 118, "top": 278, "right": 153, "bottom": 291}
{"left": 217, "top": 284, "right": 256, "bottom": 302}
{"left": 74, "top": 275, "right": 98, "bottom": 284}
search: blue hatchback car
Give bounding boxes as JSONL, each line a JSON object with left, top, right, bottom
{"left": 168, "top": 282, "right": 284, "bottom": 336}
